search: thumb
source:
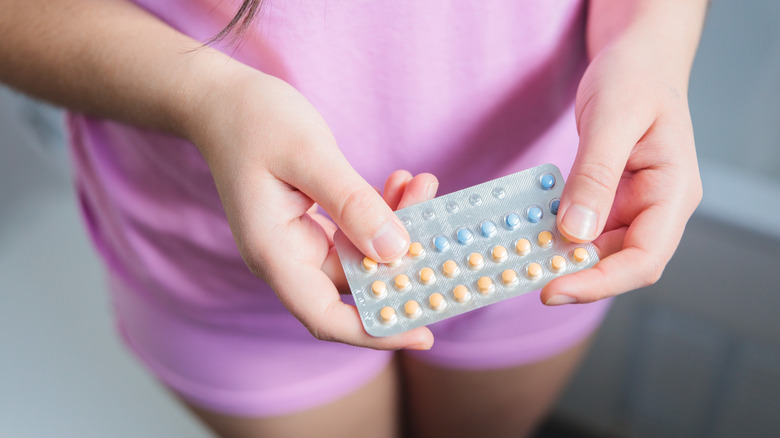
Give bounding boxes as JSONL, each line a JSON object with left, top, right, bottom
{"left": 284, "top": 148, "right": 410, "bottom": 263}
{"left": 559, "top": 99, "right": 647, "bottom": 243}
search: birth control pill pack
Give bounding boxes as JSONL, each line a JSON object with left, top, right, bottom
{"left": 334, "top": 163, "right": 599, "bottom": 337}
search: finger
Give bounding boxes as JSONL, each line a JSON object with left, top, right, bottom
{"left": 282, "top": 149, "right": 410, "bottom": 263}
{"left": 324, "top": 172, "right": 438, "bottom": 294}
{"left": 305, "top": 202, "right": 339, "bottom": 243}
{"left": 382, "top": 170, "right": 413, "bottom": 210}
{"left": 396, "top": 173, "right": 439, "bottom": 210}
{"left": 322, "top": 243, "right": 349, "bottom": 294}
{"left": 538, "top": 228, "right": 625, "bottom": 305}
{"left": 558, "top": 95, "right": 655, "bottom": 243}
{"left": 310, "top": 212, "right": 338, "bottom": 242}
{"left": 590, "top": 227, "right": 628, "bottom": 260}
{"left": 541, "top": 204, "right": 683, "bottom": 304}
{"left": 273, "top": 265, "right": 434, "bottom": 350}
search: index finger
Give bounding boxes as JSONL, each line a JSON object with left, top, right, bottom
{"left": 272, "top": 264, "right": 434, "bottom": 349}
{"left": 540, "top": 203, "right": 686, "bottom": 304}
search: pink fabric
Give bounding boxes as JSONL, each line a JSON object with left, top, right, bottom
{"left": 67, "top": 0, "right": 611, "bottom": 416}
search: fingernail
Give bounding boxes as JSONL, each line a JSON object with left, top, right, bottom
{"left": 561, "top": 204, "right": 598, "bottom": 241}
{"left": 545, "top": 295, "right": 578, "bottom": 306}
{"left": 426, "top": 182, "right": 439, "bottom": 199}
{"left": 371, "top": 220, "right": 409, "bottom": 261}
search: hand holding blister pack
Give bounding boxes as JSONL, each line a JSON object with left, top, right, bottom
{"left": 335, "top": 163, "right": 599, "bottom": 337}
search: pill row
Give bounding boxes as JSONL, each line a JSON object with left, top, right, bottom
{"left": 369, "top": 246, "right": 589, "bottom": 300}
{"left": 361, "top": 230, "right": 580, "bottom": 274}
{"left": 375, "top": 250, "right": 588, "bottom": 325}
{"left": 429, "top": 204, "right": 559, "bottom": 253}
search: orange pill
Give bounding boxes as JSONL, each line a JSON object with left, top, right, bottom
{"left": 526, "top": 262, "right": 543, "bottom": 279}
{"left": 572, "top": 247, "right": 589, "bottom": 264}
{"left": 442, "top": 260, "right": 460, "bottom": 277}
{"left": 501, "top": 269, "right": 518, "bottom": 285}
{"left": 386, "top": 258, "right": 402, "bottom": 267}
{"left": 408, "top": 241, "right": 425, "bottom": 258}
{"left": 394, "top": 274, "right": 410, "bottom": 290}
{"left": 550, "top": 255, "right": 566, "bottom": 272}
{"left": 491, "top": 245, "right": 508, "bottom": 263}
{"left": 467, "top": 252, "right": 484, "bottom": 270}
{"left": 362, "top": 257, "right": 378, "bottom": 273}
{"left": 453, "top": 285, "right": 470, "bottom": 303}
{"left": 404, "top": 300, "right": 421, "bottom": 318}
{"left": 515, "top": 238, "right": 531, "bottom": 255}
{"left": 477, "top": 276, "right": 494, "bottom": 294}
{"left": 379, "top": 306, "right": 396, "bottom": 324}
{"left": 537, "top": 231, "right": 553, "bottom": 248}
{"left": 419, "top": 267, "right": 436, "bottom": 285}
{"left": 371, "top": 280, "right": 387, "bottom": 297}
{"left": 429, "top": 293, "right": 446, "bottom": 311}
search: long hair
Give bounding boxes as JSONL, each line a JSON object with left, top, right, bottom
{"left": 208, "top": 0, "right": 263, "bottom": 45}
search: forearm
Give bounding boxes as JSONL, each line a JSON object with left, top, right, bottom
{"left": 0, "top": 0, "right": 242, "bottom": 138}
{"left": 586, "top": 0, "right": 708, "bottom": 91}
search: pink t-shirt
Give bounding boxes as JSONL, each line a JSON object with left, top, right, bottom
{"left": 67, "top": 0, "right": 616, "bottom": 416}
{"left": 69, "top": 0, "right": 590, "bottom": 325}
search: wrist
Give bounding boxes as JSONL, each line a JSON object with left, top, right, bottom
{"left": 183, "top": 62, "right": 336, "bottom": 169}
{"left": 601, "top": 32, "right": 692, "bottom": 98}
{"left": 586, "top": 0, "right": 707, "bottom": 93}
{"left": 169, "top": 46, "right": 255, "bottom": 148}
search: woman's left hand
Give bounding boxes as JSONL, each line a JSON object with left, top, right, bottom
{"left": 541, "top": 31, "right": 703, "bottom": 305}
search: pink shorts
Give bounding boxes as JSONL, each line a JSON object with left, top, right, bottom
{"left": 112, "top": 273, "right": 610, "bottom": 418}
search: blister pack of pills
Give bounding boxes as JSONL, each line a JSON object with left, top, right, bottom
{"left": 334, "top": 163, "right": 599, "bottom": 337}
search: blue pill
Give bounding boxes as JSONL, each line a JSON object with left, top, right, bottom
{"left": 480, "top": 221, "right": 497, "bottom": 238}
{"left": 456, "top": 228, "right": 474, "bottom": 245}
{"left": 527, "top": 206, "right": 543, "bottom": 223}
{"left": 540, "top": 173, "right": 556, "bottom": 190}
{"left": 433, "top": 235, "right": 450, "bottom": 252}
{"left": 550, "top": 199, "right": 560, "bottom": 215}
{"left": 505, "top": 213, "right": 521, "bottom": 230}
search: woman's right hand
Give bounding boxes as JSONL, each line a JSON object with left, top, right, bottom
{"left": 1, "top": 0, "right": 433, "bottom": 348}
{"left": 186, "top": 65, "right": 436, "bottom": 350}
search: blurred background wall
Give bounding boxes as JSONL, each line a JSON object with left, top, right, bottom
{"left": 2, "top": 1, "right": 779, "bottom": 437}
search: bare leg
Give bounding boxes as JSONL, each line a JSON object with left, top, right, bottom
{"left": 177, "top": 360, "right": 400, "bottom": 438}
{"left": 399, "top": 337, "right": 593, "bottom": 438}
